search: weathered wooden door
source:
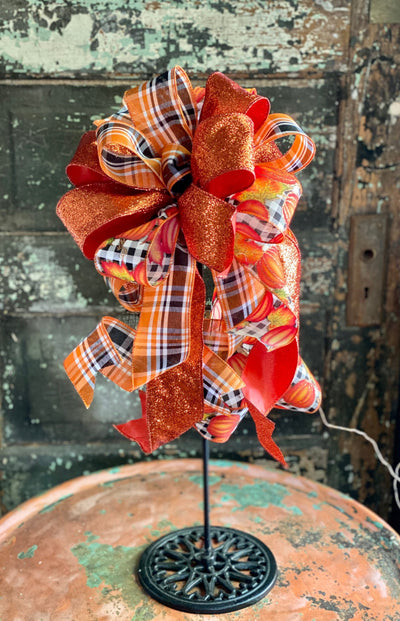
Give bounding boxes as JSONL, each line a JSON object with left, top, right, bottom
{"left": 0, "top": 1, "right": 399, "bottom": 527}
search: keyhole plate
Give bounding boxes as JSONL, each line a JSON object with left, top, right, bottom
{"left": 346, "top": 214, "right": 388, "bottom": 326}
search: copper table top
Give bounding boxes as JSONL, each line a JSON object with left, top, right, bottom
{"left": 0, "top": 459, "right": 399, "bottom": 620}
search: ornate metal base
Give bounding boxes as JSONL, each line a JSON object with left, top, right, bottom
{"left": 137, "top": 525, "right": 277, "bottom": 614}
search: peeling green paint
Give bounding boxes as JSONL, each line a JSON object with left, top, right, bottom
{"left": 366, "top": 516, "right": 385, "bottom": 530}
{"left": 108, "top": 466, "right": 121, "bottom": 474}
{"left": 188, "top": 473, "right": 222, "bottom": 488}
{"left": 220, "top": 481, "right": 303, "bottom": 515}
{"left": 0, "top": 1, "right": 350, "bottom": 77}
{"left": 146, "top": 518, "right": 175, "bottom": 539}
{"left": 210, "top": 459, "right": 249, "bottom": 469}
{"left": 18, "top": 545, "right": 38, "bottom": 559}
{"left": 0, "top": 239, "right": 89, "bottom": 313}
{"left": 71, "top": 533, "right": 153, "bottom": 617}
{"left": 39, "top": 494, "right": 73, "bottom": 514}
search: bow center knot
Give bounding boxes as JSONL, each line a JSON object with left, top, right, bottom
{"left": 161, "top": 143, "right": 192, "bottom": 197}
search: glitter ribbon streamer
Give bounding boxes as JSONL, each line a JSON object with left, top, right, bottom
{"left": 57, "top": 66, "right": 321, "bottom": 463}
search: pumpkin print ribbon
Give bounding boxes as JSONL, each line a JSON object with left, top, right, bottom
{"left": 57, "top": 66, "right": 321, "bottom": 465}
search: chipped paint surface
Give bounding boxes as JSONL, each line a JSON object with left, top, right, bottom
{"left": 0, "top": 0, "right": 399, "bottom": 532}
{"left": 0, "top": 461, "right": 399, "bottom": 619}
{"left": 220, "top": 481, "right": 303, "bottom": 515}
{"left": 39, "top": 494, "right": 73, "bottom": 514}
{"left": 17, "top": 544, "right": 37, "bottom": 559}
{"left": 71, "top": 533, "right": 150, "bottom": 609}
{"left": 0, "top": 238, "right": 90, "bottom": 312}
{"left": 0, "top": 1, "right": 350, "bottom": 77}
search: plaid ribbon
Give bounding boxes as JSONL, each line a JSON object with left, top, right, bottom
{"left": 203, "top": 317, "right": 243, "bottom": 361}
{"left": 203, "top": 346, "right": 245, "bottom": 411}
{"left": 212, "top": 258, "right": 297, "bottom": 352}
{"left": 64, "top": 316, "right": 135, "bottom": 408}
{"left": 95, "top": 67, "right": 197, "bottom": 195}
{"left": 254, "top": 113, "right": 316, "bottom": 173}
{"left": 94, "top": 206, "right": 180, "bottom": 288}
{"left": 106, "top": 279, "right": 143, "bottom": 312}
{"left": 132, "top": 244, "right": 196, "bottom": 385}
{"left": 60, "top": 67, "right": 322, "bottom": 459}
{"left": 196, "top": 345, "right": 248, "bottom": 442}
{"left": 64, "top": 244, "right": 197, "bottom": 404}
{"left": 213, "top": 259, "right": 265, "bottom": 329}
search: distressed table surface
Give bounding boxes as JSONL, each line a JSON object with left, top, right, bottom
{"left": 1, "top": 0, "right": 400, "bottom": 528}
{"left": 0, "top": 460, "right": 399, "bottom": 621}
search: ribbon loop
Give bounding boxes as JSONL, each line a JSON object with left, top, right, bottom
{"left": 57, "top": 184, "right": 171, "bottom": 259}
{"left": 66, "top": 130, "right": 110, "bottom": 187}
{"left": 191, "top": 113, "right": 255, "bottom": 197}
{"left": 95, "top": 105, "right": 165, "bottom": 190}
{"left": 58, "top": 66, "right": 322, "bottom": 461}
{"left": 200, "top": 71, "right": 270, "bottom": 131}
{"left": 255, "top": 113, "right": 316, "bottom": 173}
{"left": 96, "top": 67, "right": 197, "bottom": 194}
{"left": 124, "top": 66, "right": 197, "bottom": 150}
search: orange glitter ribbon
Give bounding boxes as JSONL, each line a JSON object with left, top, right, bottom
{"left": 57, "top": 66, "right": 321, "bottom": 463}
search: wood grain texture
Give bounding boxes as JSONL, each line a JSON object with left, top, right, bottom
{"left": 0, "top": 0, "right": 399, "bottom": 530}
{"left": 325, "top": 0, "right": 400, "bottom": 521}
{"left": 0, "top": 0, "right": 350, "bottom": 78}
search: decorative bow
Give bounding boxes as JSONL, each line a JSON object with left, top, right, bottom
{"left": 57, "top": 66, "right": 321, "bottom": 465}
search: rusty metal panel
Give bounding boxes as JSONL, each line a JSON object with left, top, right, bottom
{"left": 346, "top": 214, "right": 388, "bottom": 326}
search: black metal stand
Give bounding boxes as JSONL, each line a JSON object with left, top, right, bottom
{"left": 137, "top": 441, "right": 278, "bottom": 613}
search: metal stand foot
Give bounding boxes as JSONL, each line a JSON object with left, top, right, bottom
{"left": 137, "top": 524, "right": 277, "bottom": 613}
{"left": 137, "top": 439, "right": 277, "bottom": 613}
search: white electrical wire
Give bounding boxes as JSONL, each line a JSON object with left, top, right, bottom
{"left": 318, "top": 406, "right": 400, "bottom": 511}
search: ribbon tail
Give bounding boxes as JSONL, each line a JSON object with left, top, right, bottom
{"left": 64, "top": 345, "right": 97, "bottom": 409}
{"left": 247, "top": 400, "right": 287, "bottom": 467}
{"left": 115, "top": 268, "right": 206, "bottom": 452}
{"left": 114, "top": 391, "right": 152, "bottom": 453}
{"left": 144, "top": 268, "right": 205, "bottom": 449}
{"left": 63, "top": 317, "right": 133, "bottom": 408}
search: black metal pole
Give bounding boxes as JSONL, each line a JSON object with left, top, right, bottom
{"left": 202, "top": 436, "right": 211, "bottom": 555}
{"left": 137, "top": 261, "right": 278, "bottom": 613}
{"left": 196, "top": 261, "right": 212, "bottom": 555}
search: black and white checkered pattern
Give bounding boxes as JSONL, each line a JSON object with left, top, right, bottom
{"left": 233, "top": 182, "right": 302, "bottom": 242}
{"left": 222, "top": 388, "right": 244, "bottom": 410}
{"left": 213, "top": 259, "right": 265, "bottom": 329}
{"left": 106, "top": 322, "right": 134, "bottom": 362}
{"left": 228, "top": 293, "right": 289, "bottom": 348}
{"left": 95, "top": 208, "right": 178, "bottom": 287}
{"left": 277, "top": 359, "right": 321, "bottom": 413}
{"left": 195, "top": 406, "right": 248, "bottom": 441}
{"left": 95, "top": 235, "right": 149, "bottom": 277}
{"left": 229, "top": 317, "right": 271, "bottom": 343}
